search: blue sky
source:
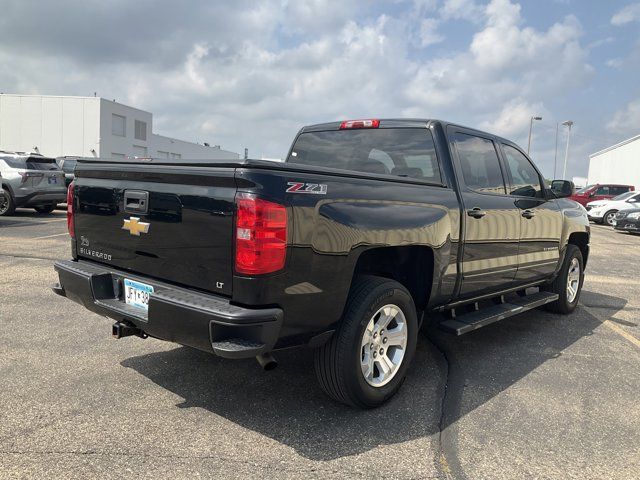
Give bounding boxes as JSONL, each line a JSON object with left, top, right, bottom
{"left": 0, "top": 0, "right": 639, "bottom": 179}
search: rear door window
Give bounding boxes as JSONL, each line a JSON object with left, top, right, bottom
{"left": 453, "top": 132, "right": 506, "bottom": 195}
{"left": 610, "top": 186, "right": 630, "bottom": 195}
{"left": 288, "top": 128, "right": 442, "bottom": 183}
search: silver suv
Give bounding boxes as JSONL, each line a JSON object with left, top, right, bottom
{"left": 0, "top": 151, "right": 67, "bottom": 216}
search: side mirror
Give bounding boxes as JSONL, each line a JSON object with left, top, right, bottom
{"left": 628, "top": 198, "right": 638, "bottom": 203}
{"left": 550, "top": 180, "right": 574, "bottom": 198}
{"left": 589, "top": 192, "right": 596, "bottom": 198}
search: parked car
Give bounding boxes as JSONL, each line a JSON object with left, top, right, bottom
{"left": 55, "top": 157, "right": 81, "bottom": 187}
{"left": 569, "top": 183, "right": 634, "bottom": 208}
{"left": 586, "top": 191, "right": 640, "bottom": 225}
{"left": 585, "top": 190, "right": 637, "bottom": 211}
{"left": 0, "top": 151, "right": 66, "bottom": 216}
{"left": 613, "top": 209, "right": 640, "bottom": 234}
{"left": 52, "top": 119, "right": 589, "bottom": 408}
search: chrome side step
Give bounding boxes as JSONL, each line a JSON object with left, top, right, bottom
{"left": 438, "top": 291, "right": 559, "bottom": 335}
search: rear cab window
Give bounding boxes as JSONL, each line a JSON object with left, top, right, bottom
{"left": 287, "top": 127, "right": 442, "bottom": 183}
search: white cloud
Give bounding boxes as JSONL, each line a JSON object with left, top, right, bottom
{"left": 440, "top": 0, "right": 484, "bottom": 22}
{"left": 480, "top": 99, "right": 548, "bottom": 138}
{"left": 412, "top": 0, "right": 439, "bottom": 13}
{"left": 611, "top": 3, "right": 640, "bottom": 25}
{"left": 419, "top": 18, "right": 444, "bottom": 46}
{"left": 606, "top": 58, "right": 624, "bottom": 68}
{"left": 405, "top": 0, "right": 591, "bottom": 129}
{"left": 606, "top": 100, "right": 640, "bottom": 135}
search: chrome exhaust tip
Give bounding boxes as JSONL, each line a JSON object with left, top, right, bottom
{"left": 256, "top": 352, "right": 278, "bottom": 371}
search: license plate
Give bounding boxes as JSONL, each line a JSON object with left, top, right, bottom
{"left": 124, "top": 278, "right": 154, "bottom": 310}
{"left": 48, "top": 176, "right": 58, "bottom": 184}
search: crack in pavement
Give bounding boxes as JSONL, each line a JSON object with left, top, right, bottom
{"left": 425, "top": 326, "right": 467, "bottom": 480}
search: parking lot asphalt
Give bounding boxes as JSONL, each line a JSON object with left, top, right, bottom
{"left": 1, "top": 209, "right": 639, "bottom": 479}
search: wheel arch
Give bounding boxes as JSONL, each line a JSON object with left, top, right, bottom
{"left": 350, "top": 245, "right": 434, "bottom": 313}
{"left": 568, "top": 231, "right": 589, "bottom": 269}
{"left": 1, "top": 181, "right": 15, "bottom": 197}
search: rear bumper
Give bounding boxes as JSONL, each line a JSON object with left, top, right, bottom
{"left": 16, "top": 191, "right": 67, "bottom": 207}
{"left": 53, "top": 260, "right": 283, "bottom": 358}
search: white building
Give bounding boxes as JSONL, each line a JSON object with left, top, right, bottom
{"left": 0, "top": 94, "right": 238, "bottom": 160}
{"left": 588, "top": 134, "right": 640, "bottom": 188}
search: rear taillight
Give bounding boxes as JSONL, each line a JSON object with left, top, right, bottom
{"left": 67, "top": 181, "right": 75, "bottom": 238}
{"left": 339, "top": 119, "right": 380, "bottom": 129}
{"left": 19, "top": 171, "right": 43, "bottom": 183}
{"left": 235, "top": 193, "right": 287, "bottom": 275}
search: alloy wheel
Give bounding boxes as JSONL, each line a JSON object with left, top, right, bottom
{"left": 0, "top": 192, "right": 9, "bottom": 215}
{"left": 605, "top": 212, "right": 616, "bottom": 226}
{"left": 566, "top": 257, "right": 580, "bottom": 303}
{"left": 360, "top": 304, "right": 408, "bottom": 387}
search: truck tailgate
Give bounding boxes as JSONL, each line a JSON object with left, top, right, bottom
{"left": 74, "top": 163, "right": 237, "bottom": 296}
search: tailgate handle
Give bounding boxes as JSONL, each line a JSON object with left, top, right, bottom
{"left": 124, "top": 190, "right": 149, "bottom": 214}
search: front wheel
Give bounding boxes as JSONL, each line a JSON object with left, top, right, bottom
{"left": 314, "top": 276, "right": 418, "bottom": 408}
{"left": 543, "top": 244, "right": 584, "bottom": 314}
{"left": 603, "top": 210, "right": 617, "bottom": 226}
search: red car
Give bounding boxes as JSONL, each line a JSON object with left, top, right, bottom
{"left": 569, "top": 184, "right": 635, "bottom": 207}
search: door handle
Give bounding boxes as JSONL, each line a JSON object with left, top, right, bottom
{"left": 522, "top": 209, "right": 535, "bottom": 219}
{"left": 467, "top": 207, "right": 487, "bottom": 219}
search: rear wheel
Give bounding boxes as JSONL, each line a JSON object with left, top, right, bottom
{"left": 0, "top": 188, "right": 15, "bottom": 216}
{"left": 543, "top": 244, "right": 584, "bottom": 314}
{"left": 603, "top": 210, "right": 617, "bottom": 226}
{"left": 34, "top": 204, "right": 56, "bottom": 214}
{"left": 314, "top": 276, "right": 418, "bottom": 408}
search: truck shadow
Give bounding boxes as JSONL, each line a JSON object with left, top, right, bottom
{"left": 121, "top": 289, "right": 623, "bottom": 461}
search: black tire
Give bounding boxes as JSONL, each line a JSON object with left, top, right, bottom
{"left": 34, "top": 204, "right": 56, "bottom": 214}
{"left": 314, "top": 276, "right": 418, "bottom": 408}
{"left": 0, "top": 188, "right": 16, "bottom": 216}
{"left": 543, "top": 245, "right": 584, "bottom": 314}
{"left": 603, "top": 210, "right": 617, "bottom": 226}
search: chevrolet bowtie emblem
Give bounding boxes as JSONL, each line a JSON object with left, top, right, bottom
{"left": 122, "top": 217, "right": 150, "bottom": 236}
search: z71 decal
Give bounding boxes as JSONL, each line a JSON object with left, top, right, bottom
{"left": 286, "top": 182, "right": 328, "bottom": 194}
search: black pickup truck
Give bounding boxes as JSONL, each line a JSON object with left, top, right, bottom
{"left": 53, "top": 119, "right": 589, "bottom": 408}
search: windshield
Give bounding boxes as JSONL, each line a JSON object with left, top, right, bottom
{"left": 576, "top": 184, "right": 595, "bottom": 194}
{"left": 611, "top": 191, "right": 635, "bottom": 201}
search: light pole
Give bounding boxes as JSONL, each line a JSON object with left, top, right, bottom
{"left": 527, "top": 116, "right": 542, "bottom": 155}
{"left": 553, "top": 123, "right": 559, "bottom": 179}
{"left": 561, "top": 120, "right": 574, "bottom": 180}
